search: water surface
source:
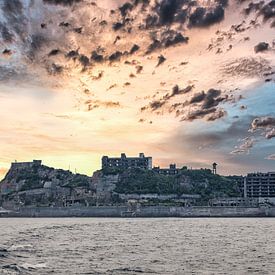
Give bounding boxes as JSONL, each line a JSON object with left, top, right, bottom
{"left": 0, "top": 218, "right": 274, "bottom": 274}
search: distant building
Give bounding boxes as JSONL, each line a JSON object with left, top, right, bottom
{"left": 153, "top": 164, "right": 180, "bottom": 175}
{"left": 244, "top": 172, "right": 275, "bottom": 197}
{"left": 11, "top": 160, "right": 42, "bottom": 169}
{"left": 101, "top": 153, "right": 152, "bottom": 170}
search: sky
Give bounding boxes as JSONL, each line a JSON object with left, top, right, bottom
{"left": 0, "top": 0, "right": 275, "bottom": 178}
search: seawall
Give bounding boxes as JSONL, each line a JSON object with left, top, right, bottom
{"left": 1, "top": 206, "right": 275, "bottom": 217}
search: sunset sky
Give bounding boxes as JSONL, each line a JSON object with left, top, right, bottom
{"left": 0, "top": 0, "right": 275, "bottom": 178}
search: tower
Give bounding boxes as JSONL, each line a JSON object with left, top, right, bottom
{"left": 212, "top": 162, "right": 217, "bottom": 175}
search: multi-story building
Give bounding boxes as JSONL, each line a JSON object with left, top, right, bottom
{"left": 101, "top": 153, "right": 152, "bottom": 170}
{"left": 153, "top": 164, "right": 180, "bottom": 175}
{"left": 11, "top": 160, "right": 42, "bottom": 169}
{"left": 244, "top": 172, "right": 275, "bottom": 197}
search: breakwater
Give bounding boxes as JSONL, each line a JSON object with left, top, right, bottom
{"left": 1, "top": 205, "right": 275, "bottom": 217}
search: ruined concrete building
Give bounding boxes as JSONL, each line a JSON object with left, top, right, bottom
{"left": 102, "top": 153, "right": 152, "bottom": 170}
{"left": 153, "top": 164, "right": 180, "bottom": 175}
{"left": 244, "top": 172, "right": 275, "bottom": 198}
{"left": 11, "top": 160, "right": 42, "bottom": 169}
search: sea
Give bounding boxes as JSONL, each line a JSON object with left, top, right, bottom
{"left": 0, "top": 218, "right": 275, "bottom": 274}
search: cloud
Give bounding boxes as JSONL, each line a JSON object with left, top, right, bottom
{"left": 251, "top": 117, "right": 275, "bottom": 131}
{"left": 164, "top": 85, "right": 193, "bottom": 100}
{"left": 86, "top": 100, "right": 122, "bottom": 111}
{"left": 91, "top": 51, "right": 104, "bottom": 62}
{"left": 109, "top": 51, "right": 123, "bottom": 62}
{"left": 156, "top": 54, "right": 166, "bottom": 67}
{"left": 266, "top": 154, "right": 275, "bottom": 160}
{"left": 231, "top": 137, "right": 255, "bottom": 155}
{"left": 141, "top": 84, "right": 194, "bottom": 113}
{"left": 180, "top": 88, "right": 229, "bottom": 122}
{"left": 183, "top": 108, "right": 226, "bottom": 122}
{"left": 129, "top": 44, "right": 140, "bottom": 54}
{"left": 189, "top": 6, "right": 225, "bottom": 27}
{"left": 254, "top": 42, "right": 269, "bottom": 53}
{"left": 43, "top": 0, "right": 83, "bottom": 6}
{"left": 46, "top": 63, "right": 63, "bottom": 75}
{"left": 146, "top": 30, "right": 189, "bottom": 53}
{"left": 265, "top": 128, "right": 275, "bottom": 139}
{"left": 0, "top": 23, "right": 14, "bottom": 42}
{"left": 221, "top": 57, "right": 271, "bottom": 78}
{"left": 259, "top": 1, "right": 275, "bottom": 21}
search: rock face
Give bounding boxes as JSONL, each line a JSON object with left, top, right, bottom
{"left": 92, "top": 171, "right": 119, "bottom": 204}
{"left": 0, "top": 160, "right": 92, "bottom": 208}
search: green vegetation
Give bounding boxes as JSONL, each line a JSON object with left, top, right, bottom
{"left": 62, "top": 174, "right": 90, "bottom": 188}
{"left": 112, "top": 168, "right": 240, "bottom": 200}
{"left": 7, "top": 165, "right": 90, "bottom": 191}
{"left": 18, "top": 169, "right": 44, "bottom": 191}
{"left": 114, "top": 168, "right": 181, "bottom": 194}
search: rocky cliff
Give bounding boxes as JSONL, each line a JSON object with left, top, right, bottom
{"left": 0, "top": 161, "right": 93, "bottom": 208}
{"left": 0, "top": 161, "right": 242, "bottom": 208}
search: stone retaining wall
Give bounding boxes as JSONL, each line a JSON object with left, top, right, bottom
{"left": 1, "top": 206, "right": 272, "bottom": 217}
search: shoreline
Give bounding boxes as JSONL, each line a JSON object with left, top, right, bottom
{"left": 1, "top": 205, "right": 275, "bottom": 218}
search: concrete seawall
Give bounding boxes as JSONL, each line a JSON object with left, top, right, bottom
{"left": 2, "top": 206, "right": 275, "bottom": 217}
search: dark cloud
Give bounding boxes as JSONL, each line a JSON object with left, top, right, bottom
{"left": 0, "top": 23, "right": 14, "bottom": 42}
{"left": 164, "top": 32, "right": 189, "bottom": 47}
{"left": 260, "top": 0, "right": 275, "bottom": 21}
{"left": 254, "top": 42, "right": 269, "bottom": 53}
{"left": 243, "top": 2, "right": 264, "bottom": 15}
{"left": 136, "top": 65, "right": 143, "bottom": 74}
{"left": 92, "top": 71, "right": 104, "bottom": 80}
{"left": 190, "top": 91, "right": 206, "bottom": 104}
{"left": 130, "top": 44, "right": 140, "bottom": 54}
{"left": 201, "top": 89, "right": 222, "bottom": 109}
{"left": 146, "top": 30, "right": 188, "bottom": 54}
{"left": 59, "top": 22, "right": 71, "bottom": 27}
{"left": 157, "top": 0, "right": 184, "bottom": 25}
{"left": 113, "top": 22, "right": 124, "bottom": 31}
{"left": 66, "top": 49, "right": 79, "bottom": 60}
{"left": 43, "top": 0, "right": 82, "bottom": 6}
{"left": 1, "top": 0, "right": 26, "bottom": 41}
{"left": 165, "top": 85, "right": 193, "bottom": 99}
{"left": 148, "top": 100, "right": 166, "bottom": 111}
{"left": 2, "top": 0, "right": 23, "bottom": 14}
{"left": 73, "top": 27, "right": 82, "bottom": 34}
{"left": 48, "top": 49, "right": 61, "bottom": 57}
{"left": 47, "top": 63, "right": 63, "bottom": 75}
{"left": 119, "top": 2, "right": 133, "bottom": 17}
{"left": 28, "top": 34, "right": 48, "bottom": 60}
{"left": 141, "top": 84, "right": 193, "bottom": 113}
{"left": 140, "top": 0, "right": 226, "bottom": 30}
{"left": 78, "top": 54, "right": 90, "bottom": 69}
{"left": 251, "top": 117, "right": 275, "bottom": 130}
{"left": 183, "top": 108, "right": 219, "bottom": 121}
{"left": 2, "top": 49, "right": 12, "bottom": 56}
{"left": 109, "top": 51, "right": 123, "bottom": 62}
{"left": 146, "top": 39, "right": 162, "bottom": 54}
{"left": 156, "top": 54, "right": 166, "bottom": 67}
{"left": 181, "top": 88, "right": 226, "bottom": 121}
{"left": 189, "top": 5, "right": 225, "bottom": 27}
{"left": 145, "top": 15, "right": 159, "bottom": 28}
{"left": 206, "top": 109, "right": 226, "bottom": 121}
{"left": 91, "top": 51, "right": 104, "bottom": 62}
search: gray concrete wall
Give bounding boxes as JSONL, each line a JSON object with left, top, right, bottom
{"left": 1, "top": 205, "right": 273, "bottom": 217}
